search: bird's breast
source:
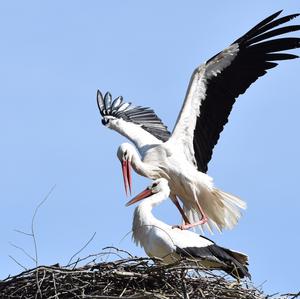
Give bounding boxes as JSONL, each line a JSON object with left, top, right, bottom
{"left": 142, "top": 227, "right": 179, "bottom": 262}
{"left": 143, "top": 145, "right": 168, "bottom": 163}
{"left": 142, "top": 145, "right": 213, "bottom": 197}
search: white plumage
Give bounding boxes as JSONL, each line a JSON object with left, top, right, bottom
{"left": 98, "top": 11, "right": 300, "bottom": 232}
{"left": 118, "top": 142, "right": 246, "bottom": 233}
{"left": 126, "top": 178, "right": 250, "bottom": 279}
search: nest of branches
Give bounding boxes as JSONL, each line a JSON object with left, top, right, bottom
{"left": 0, "top": 247, "right": 298, "bottom": 299}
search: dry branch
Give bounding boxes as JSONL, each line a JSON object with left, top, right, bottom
{"left": 1, "top": 248, "right": 298, "bottom": 299}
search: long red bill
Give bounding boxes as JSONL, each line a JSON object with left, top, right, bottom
{"left": 121, "top": 160, "right": 132, "bottom": 196}
{"left": 127, "top": 160, "right": 132, "bottom": 195}
{"left": 125, "top": 188, "right": 153, "bottom": 206}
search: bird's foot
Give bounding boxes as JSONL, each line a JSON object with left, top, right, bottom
{"left": 172, "top": 217, "right": 208, "bottom": 230}
{"left": 172, "top": 220, "right": 193, "bottom": 230}
{"left": 172, "top": 224, "right": 185, "bottom": 230}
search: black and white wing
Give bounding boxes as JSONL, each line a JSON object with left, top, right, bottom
{"left": 97, "top": 90, "right": 171, "bottom": 142}
{"left": 170, "top": 10, "right": 300, "bottom": 173}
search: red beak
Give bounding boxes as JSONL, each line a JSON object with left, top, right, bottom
{"left": 125, "top": 188, "right": 153, "bottom": 206}
{"left": 122, "top": 159, "right": 132, "bottom": 196}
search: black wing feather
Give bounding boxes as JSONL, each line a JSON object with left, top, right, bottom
{"left": 194, "top": 11, "right": 300, "bottom": 173}
{"left": 97, "top": 91, "right": 171, "bottom": 142}
{"left": 176, "top": 244, "right": 251, "bottom": 279}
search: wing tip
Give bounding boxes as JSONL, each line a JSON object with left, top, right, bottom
{"left": 96, "top": 90, "right": 171, "bottom": 141}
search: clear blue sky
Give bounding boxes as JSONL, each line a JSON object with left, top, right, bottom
{"left": 0, "top": 1, "right": 299, "bottom": 295}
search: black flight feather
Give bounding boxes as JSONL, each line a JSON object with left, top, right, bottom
{"left": 176, "top": 244, "right": 251, "bottom": 279}
{"left": 97, "top": 90, "right": 171, "bottom": 142}
{"left": 194, "top": 11, "right": 300, "bottom": 173}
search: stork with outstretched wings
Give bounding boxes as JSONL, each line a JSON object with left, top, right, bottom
{"left": 97, "top": 11, "right": 300, "bottom": 233}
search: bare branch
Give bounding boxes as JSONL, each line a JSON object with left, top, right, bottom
{"left": 13, "top": 229, "right": 33, "bottom": 237}
{"left": 102, "top": 246, "right": 134, "bottom": 258}
{"left": 2, "top": 251, "right": 296, "bottom": 298}
{"left": 65, "top": 252, "right": 106, "bottom": 268}
{"left": 9, "top": 242, "right": 36, "bottom": 263}
{"left": 31, "top": 185, "right": 56, "bottom": 268}
{"left": 67, "top": 232, "right": 96, "bottom": 266}
{"left": 8, "top": 255, "right": 27, "bottom": 271}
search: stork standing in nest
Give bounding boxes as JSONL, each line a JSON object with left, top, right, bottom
{"left": 126, "top": 178, "right": 251, "bottom": 279}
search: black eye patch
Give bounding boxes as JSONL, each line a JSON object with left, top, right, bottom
{"left": 102, "top": 118, "right": 109, "bottom": 125}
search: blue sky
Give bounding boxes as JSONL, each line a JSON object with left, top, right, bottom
{"left": 0, "top": 0, "right": 299, "bottom": 295}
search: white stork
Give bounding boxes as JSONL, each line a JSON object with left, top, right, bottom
{"left": 126, "top": 178, "right": 251, "bottom": 279}
{"left": 97, "top": 11, "right": 300, "bottom": 232}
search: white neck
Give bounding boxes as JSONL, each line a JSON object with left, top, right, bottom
{"left": 129, "top": 149, "right": 158, "bottom": 178}
{"left": 109, "top": 119, "right": 162, "bottom": 151}
{"left": 132, "top": 191, "right": 168, "bottom": 246}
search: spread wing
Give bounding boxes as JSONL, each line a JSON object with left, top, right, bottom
{"left": 170, "top": 10, "right": 300, "bottom": 172}
{"left": 97, "top": 90, "right": 171, "bottom": 142}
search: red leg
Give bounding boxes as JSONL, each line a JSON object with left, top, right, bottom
{"left": 170, "top": 193, "right": 209, "bottom": 230}
{"left": 178, "top": 200, "right": 208, "bottom": 230}
{"left": 170, "top": 195, "right": 190, "bottom": 225}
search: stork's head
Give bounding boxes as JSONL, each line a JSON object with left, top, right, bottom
{"left": 126, "top": 178, "right": 170, "bottom": 207}
{"left": 117, "top": 143, "right": 136, "bottom": 196}
{"left": 101, "top": 115, "right": 116, "bottom": 127}
{"left": 149, "top": 178, "right": 170, "bottom": 196}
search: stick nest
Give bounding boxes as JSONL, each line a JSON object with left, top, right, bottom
{"left": 0, "top": 248, "right": 298, "bottom": 299}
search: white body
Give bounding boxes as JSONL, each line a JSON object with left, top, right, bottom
{"left": 129, "top": 178, "right": 250, "bottom": 278}
{"left": 101, "top": 11, "right": 300, "bottom": 233}
{"left": 119, "top": 140, "right": 246, "bottom": 233}
{"left": 132, "top": 192, "right": 212, "bottom": 264}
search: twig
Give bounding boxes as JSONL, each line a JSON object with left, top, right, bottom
{"left": 52, "top": 272, "right": 59, "bottom": 299}
{"left": 118, "top": 277, "right": 132, "bottom": 297}
{"left": 67, "top": 232, "right": 97, "bottom": 266}
{"left": 13, "top": 229, "right": 33, "bottom": 237}
{"left": 36, "top": 268, "right": 47, "bottom": 298}
{"left": 281, "top": 292, "right": 300, "bottom": 299}
{"left": 291, "top": 292, "right": 300, "bottom": 299}
{"left": 65, "top": 252, "right": 106, "bottom": 268}
{"left": 119, "top": 229, "right": 133, "bottom": 244}
{"left": 0, "top": 251, "right": 283, "bottom": 299}
{"left": 31, "top": 185, "right": 56, "bottom": 299}
{"left": 31, "top": 185, "right": 56, "bottom": 268}
{"left": 9, "top": 242, "right": 36, "bottom": 263}
{"left": 102, "top": 246, "right": 134, "bottom": 258}
{"left": 8, "top": 255, "right": 27, "bottom": 271}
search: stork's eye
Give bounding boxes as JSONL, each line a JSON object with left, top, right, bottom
{"left": 152, "top": 182, "right": 158, "bottom": 188}
{"left": 102, "top": 118, "right": 110, "bottom": 126}
{"left": 123, "top": 151, "right": 129, "bottom": 160}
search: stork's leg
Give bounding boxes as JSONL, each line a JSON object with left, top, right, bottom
{"left": 172, "top": 187, "right": 209, "bottom": 230}
{"left": 178, "top": 200, "right": 208, "bottom": 230}
{"left": 170, "top": 194, "right": 190, "bottom": 225}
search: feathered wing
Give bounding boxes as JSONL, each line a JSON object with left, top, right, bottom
{"left": 176, "top": 243, "right": 250, "bottom": 279}
{"left": 170, "top": 10, "right": 300, "bottom": 173}
{"left": 97, "top": 90, "right": 171, "bottom": 142}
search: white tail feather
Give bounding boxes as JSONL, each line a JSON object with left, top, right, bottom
{"left": 217, "top": 189, "right": 247, "bottom": 209}
{"left": 182, "top": 188, "right": 246, "bottom": 233}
